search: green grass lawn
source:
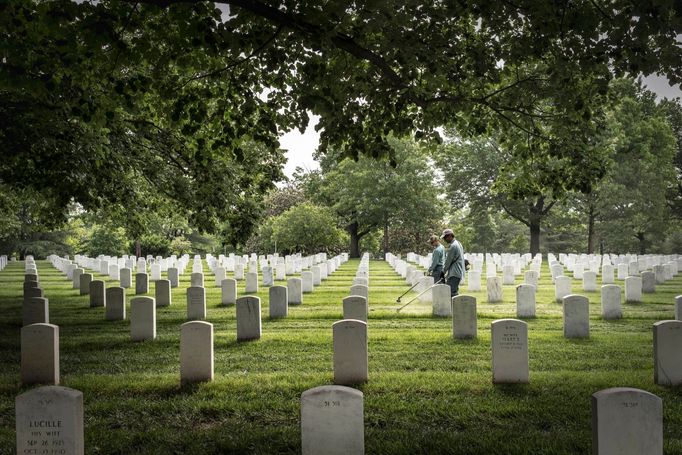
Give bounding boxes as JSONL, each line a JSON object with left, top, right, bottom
{"left": 1, "top": 257, "right": 682, "bottom": 454}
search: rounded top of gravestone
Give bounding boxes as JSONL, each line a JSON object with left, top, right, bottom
{"left": 491, "top": 318, "right": 527, "bottom": 327}
{"left": 452, "top": 294, "right": 476, "bottom": 304}
{"left": 332, "top": 319, "right": 368, "bottom": 328}
{"left": 592, "top": 387, "right": 661, "bottom": 402}
{"left": 181, "top": 320, "right": 213, "bottom": 329}
{"left": 16, "top": 385, "right": 83, "bottom": 402}
{"left": 342, "top": 295, "right": 367, "bottom": 304}
{"left": 236, "top": 295, "right": 260, "bottom": 304}
{"left": 130, "top": 296, "right": 155, "bottom": 305}
{"left": 301, "top": 385, "right": 363, "bottom": 400}
{"left": 653, "top": 320, "right": 682, "bottom": 328}
{"left": 563, "top": 294, "right": 589, "bottom": 304}
{"left": 601, "top": 284, "right": 621, "bottom": 290}
{"left": 516, "top": 284, "right": 536, "bottom": 291}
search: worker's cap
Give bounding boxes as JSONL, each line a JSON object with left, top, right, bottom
{"left": 440, "top": 229, "right": 454, "bottom": 238}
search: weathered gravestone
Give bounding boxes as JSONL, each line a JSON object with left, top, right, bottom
{"left": 625, "top": 276, "right": 642, "bottom": 303}
{"left": 79, "top": 273, "right": 92, "bottom": 296}
{"left": 236, "top": 296, "right": 261, "bottom": 341}
{"left": 245, "top": 272, "right": 259, "bottom": 293}
{"left": 25, "top": 273, "right": 38, "bottom": 283}
{"left": 15, "top": 386, "right": 84, "bottom": 455}
{"left": 89, "top": 280, "right": 106, "bottom": 308}
{"left": 342, "top": 296, "right": 368, "bottom": 322}
{"left": 135, "top": 272, "right": 149, "bottom": 295}
{"left": 287, "top": 278, "right": 302, "bottom": 305}
{"left": 491, "top": 319, "right": 529, "bottom": 384}
{"left": 502, "top": 265, "right": 515, "bottom": 285}
{"left": 432, "top": 284, "right": 452, "bottom": 317}
{"left": 269, "top": 285, "right": 288, "bottom": 318}
{"left": 109, "top": 264, "right": 120, "bottom": 281}
{"left": 72, "top": 268, "right": 84, "bottom": 289}
{"left": 221, "top": 278, "right": 237, "bottom": 306}
{"left": 452, "top": 294, "right": 477, "bottom": 339}
{"left": 601, "top": 264, "right": 615, "bottom": 284}
{"left": 180, "top": 321, "right": 214, "bottom": 385}
{"left": 487, "top": 276, "right": 503, "bottom": 303}
{"left": 190, "top": 272, "right": 204, "bottom": 288}
{"left": 155, "top": 279, "right": 172, "bottom": 307}
{"left": 105, "top": 287, "right": 125, "bottom": 321}
{"left": 583, "top": 271, "right": 598, "bottom": 292}
{"left": 311, "top": 266, "right": 322, "bottom": 286}
{"left": 653, "top": 320, "right": 682, "bottom": 386}
{"left": 214, "top": 267, "right": 226, "bottom": 287}
{"left": 301, "top": 385, "right": 364, "bottom": 455}
{"left": 234, "top": 263, "right": 245, "bottom": 280}
{"left": 676, "top": 295, "right": 682, "bottom": 320}
{"left": 516, "top": 284, "right": 536, "bottom": 318}
{"left": 168, "top": 267, "right": 179, "bottom": 288}
{"left": 23, "top": 281, "right": 39, "bottom": 293}
{"left": 601, "top": 285, "right": 622, "bottom": 320}
{"left": 653, "top": 265, "right": 666, "bottom": 284}
{"left": 555, "top": 276, "right": 572, "bottom": 303}
{"left": 119, "top": 267, "right": 132, "bottom": 289}
{"left": 301, "top": 271, "right": 314, "bottom": 293}
{"left": 350, "top": 284, "right": 369, "bottom": 305}
{"left": 333, "top": 319, "right": 368, "bottom": 385}
{"left": 23, "top": 297, "right": 49, "bottom": 326}
{"left": 23, "top": 286, "right": 44, "bottom": 304}
{"left": 21, "top": 323, "right": 59, "bottom": 385}
{"left": 563, "top": 294, "right": 589, "bottom": 338}
{"left": 352, "top": 277, "right": 368, "bottom": 287}
{"left": 641, "top": 271, "right": 656, "bottom": 293}
{"left": 467, "top": 270, "right": 482, "bottom": 292}
{"left": 523, "top": 270, "right": 539, "bottom": 289}
{"left": 592, "top": 387, "right": 662, "bottom": 455}
{"left": 130, "top": 297, "right": 156, "bottom": 341}
{"left": 262, "top": 266, "right": 274, "bottom": 287}
{"left": 186, "top": 286, "right": 206, "bottom": 320}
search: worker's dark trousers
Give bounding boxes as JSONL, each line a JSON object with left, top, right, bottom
{"left": 447, "top": 276, "right": 461, "bottom": 298}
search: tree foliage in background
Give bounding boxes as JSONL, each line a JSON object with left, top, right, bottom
{"left": 303, "top": 137, "right": 443, "bottom": 258}
{"left": 587, "top": 79, "right": 678, "bottom": 254}
{"left": 2, "top": 0, "right": 681, "bottom": 246}
{"left": 1, "top": 2, "right": 286, "bottom": 243}
{"left": 271, "top": 203, "right": 347, "bottom": 254}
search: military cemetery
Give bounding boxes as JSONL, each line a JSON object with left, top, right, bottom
{"left": 3, "top": 1, "right": 682, "bottom": 453}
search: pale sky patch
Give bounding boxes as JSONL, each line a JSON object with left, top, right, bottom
{"left": 279, "top": 114, "right": 321, "bottom": 179}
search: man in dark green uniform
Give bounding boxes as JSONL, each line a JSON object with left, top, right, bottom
{"left": 441, "top": 228, "right": 465, "bottom": 297}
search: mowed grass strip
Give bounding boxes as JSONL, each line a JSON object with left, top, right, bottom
{"left": 0, "top": 258, "right": 681, "bottom": 454}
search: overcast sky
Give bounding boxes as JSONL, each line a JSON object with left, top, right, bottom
{"left": 279, "top": 75, "right": 682, "bottom": 179}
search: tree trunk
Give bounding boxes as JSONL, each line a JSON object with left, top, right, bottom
{"left": 348, "top": 222, "right": 361, "bottom": 258}
{"left": 529, "top": 220, "right": 541, "bottom": 256}
{"left": 382, "top": 223, "right": 389, "bottom": 260}
{"left": 135, "top": 240, "right": 142, "bottom": 258}
{"left": 636, "top": 232, "right": 646, "bottom": 254}
{"left": 587, "top": 204, "right": 596, "bottom": 254}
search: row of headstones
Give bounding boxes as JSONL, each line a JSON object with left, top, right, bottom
{"left": 14, "top": 370, "right": 669, "bottom": 453}
{"left": 42, "top": 253, "right": 347, "bottom": 326}
{"left": 406, "top": 251, "right": 538, "bottom": 280}
{"left": 555, "top": 252, "right": 681, "bottom": 273}
{"left": 19, "top": 293, "right": 370, "bottom": 387}
{"left": 550, "top": 259, "right": 681, "bottom": 284}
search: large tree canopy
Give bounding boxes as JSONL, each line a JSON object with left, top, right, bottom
{"left": 2, "top": 0, "right": 681, "bottom": 243}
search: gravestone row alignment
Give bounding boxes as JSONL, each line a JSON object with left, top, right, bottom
{"left": 48, "top": 251, "right": 349, "bottom": 324}
{"left": 12, "top": 253, "right": 682, "bottom": 454}
{"left": 14, "top": 382, "right": 667, "bottom": 455}
{"left": 396, "top": 251, "right": 681, "bottom": 323}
